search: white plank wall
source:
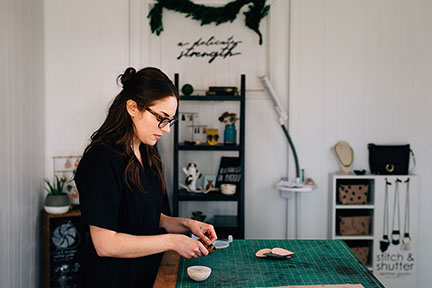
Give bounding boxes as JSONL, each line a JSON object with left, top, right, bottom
{"left": 289, "top": 0, "right": 432, "bottom": 286}
{"left": 131, "top": 0, "right": 290, "bottom": 239}
{"left": 0, "top": 0, "right": 45, "bottom": 287}
{"left": 42, "top": 0, "right": 432, "bottom": 286}
{"left": 44, "top": 0, "right": 130, "bottom": 173}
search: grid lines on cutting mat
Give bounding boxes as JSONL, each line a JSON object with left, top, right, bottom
{"left": 176, "top": 240, "right": 383, "bottom": 288}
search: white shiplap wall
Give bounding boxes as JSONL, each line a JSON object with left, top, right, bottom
{"left": 0, "top": 0, "right": 45, "bottom": 287}
{"left": 44, "top": 0, "right": 130, "bottom": 172}
{"left": 42, "top": 0, "right": 432, "bottom": 286}
{"left": 44, "top": 0, "right": 291, "bottom": 240}
{"left": 130, "top": 0, "right": 290, "bottom": 239}
{"left": 289, "top": 0, "right": 432, "bottom": 286}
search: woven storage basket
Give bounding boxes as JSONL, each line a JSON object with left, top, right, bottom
{"left": 339, "top": 215, "right": 371, "bottom": 236}
{"left": 350, "top": 247, "right": 369, "bottom": 266}
{"left": 338, "top": 184, "right": 369, "bottom": 204}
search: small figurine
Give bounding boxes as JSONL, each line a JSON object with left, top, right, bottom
{"left": 182, "top": 163, "right": 202, "bottom": 192}
{"left": 206, "top": 179, "right": 214, "bottom": 190}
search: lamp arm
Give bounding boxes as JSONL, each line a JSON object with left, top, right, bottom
{"left": 259, "top": 75, "right": 300, "bottom": 182}
{"left": 258, "top": 76, "right": 288, "bottom": 125}
{"left": 281, "top": 124, "right": 300, "bottom": 182}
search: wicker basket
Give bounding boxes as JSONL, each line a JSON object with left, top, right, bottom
{"left": 350, "top": 246, "right": 369, "bottom": 266}
{"left": 338, "top": 184, "right": 369, "bottom": 204}
{"left": 339, "top": 215, "right": 371, "bottom": 235}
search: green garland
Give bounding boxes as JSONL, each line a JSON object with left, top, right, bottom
{"left": 148, "top": 0, "right": 270, "bottom": 45}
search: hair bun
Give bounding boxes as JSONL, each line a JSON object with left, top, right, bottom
{"left": 120, "top": 67, "right": 137, "bottom": 87}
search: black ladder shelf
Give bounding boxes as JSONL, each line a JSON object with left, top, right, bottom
{"left": 173, "top": 74, "right": 246, "bottom": 239}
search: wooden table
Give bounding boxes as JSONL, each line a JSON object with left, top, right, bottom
{"left": 154, "top": 240, "right": 384, "bottom": 288}
{"left": 154, "top": 250, "right": 180, "bottom": 288}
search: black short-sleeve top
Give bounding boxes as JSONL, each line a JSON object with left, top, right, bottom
{"left": 74, "top": 143, "right": 170, "bottom": 288}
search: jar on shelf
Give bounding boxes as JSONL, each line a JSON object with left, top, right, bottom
{"left": 224, "top": 124, "right": 236, "bottom": 145}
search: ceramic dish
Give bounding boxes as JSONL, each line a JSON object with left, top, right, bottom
{"left": 187, "top": 265, "right": 212, "bottom": 281}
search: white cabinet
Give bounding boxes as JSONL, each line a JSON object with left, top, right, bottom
{"left": 329, "top": 174, "right": 419, "bottom": 288}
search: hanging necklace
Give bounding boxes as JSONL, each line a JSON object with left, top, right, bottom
{"left": 402, "top": 178, "right": 411, "bottom": 250}
{"left": 380, "top": 178, "right": 391, "bottom": 252}
{"left": 334, "top": 143, "right": 354, "bottom": 167}
{"left": 391, "top": 179, "right": 402, "bottom": 245}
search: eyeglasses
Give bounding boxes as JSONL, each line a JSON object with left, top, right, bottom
{"left": 146, "top": 108, "right": 177, "bottom": 128}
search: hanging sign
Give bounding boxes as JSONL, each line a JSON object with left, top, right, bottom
{"left": 373, "top": 176, "right": 418, "bottom": 288}
{"left": 177, "top": 36, "right": 242, "bottom": 63}
{"left": 49, "top": 216, "right": 84, "bottom": 287}
{"left": 216, "top": 156, "right": 241, "bottom": 187}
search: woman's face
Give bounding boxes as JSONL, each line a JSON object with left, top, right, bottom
{"left": 127, "top": 96, "right": 178, "bottom": 146}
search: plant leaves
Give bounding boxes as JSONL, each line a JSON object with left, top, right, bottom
{"left": 148, "top": 0, "right": 269, "bottom": 45}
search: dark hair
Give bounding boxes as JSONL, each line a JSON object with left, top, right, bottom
{"left": 84, "top": 67, "right": 178, "bottom": 193}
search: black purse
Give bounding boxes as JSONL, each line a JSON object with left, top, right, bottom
{"left": 368, "top": 144, "right": 415, "bottom": 175}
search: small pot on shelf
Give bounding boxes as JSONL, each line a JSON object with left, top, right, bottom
{"left": 44, "top": 176, "right": 70, "bottom": 214}
{"left": 44, "top": 193, "right": 70, "bottom": 214}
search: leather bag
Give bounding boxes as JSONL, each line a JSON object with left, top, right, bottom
{"left": 368, "top": 144, "right": 413, "bottom": 175}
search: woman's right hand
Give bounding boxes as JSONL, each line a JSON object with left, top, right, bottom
{"left": 172, "top": 234, "right": 209, "bottom": 259}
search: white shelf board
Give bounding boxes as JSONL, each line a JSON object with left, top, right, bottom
{"left": 331, "top": 172, "right": 417, "bottom": 179}
{"left": 335, "top": 235, "right": 374, "bottom": 240}
{"left": 335, "top": 205, "right": 375, "bottom": 209}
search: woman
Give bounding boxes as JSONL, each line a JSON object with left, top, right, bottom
{"left": 74, "top": 67, "right": 217, "bottom": 287}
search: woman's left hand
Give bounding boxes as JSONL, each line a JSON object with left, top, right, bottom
{"left": 188, "top": 220, "right": 217, "bottom": 245}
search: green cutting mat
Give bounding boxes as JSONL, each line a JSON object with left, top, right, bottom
{"left": 177, "top": 240, "right": 383, "bottom": 288}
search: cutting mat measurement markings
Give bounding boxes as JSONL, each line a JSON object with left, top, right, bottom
{"left": 176, "top": 240, "right": 383, "bottom": 288}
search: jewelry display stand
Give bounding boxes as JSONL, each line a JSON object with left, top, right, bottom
{"left": 331, "top": 141, "right": 354, "bottom": 174}
{"left": 329, "top": 173, "right": 419, "bottom": 288}
{"left": 53, "top": 155, "right": 81, "bottom": 205}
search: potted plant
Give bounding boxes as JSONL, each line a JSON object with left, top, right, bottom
{"left": 189, "top": 211, "right": 207, "bottom": 239}
{"left": 218, "top": 112, "right": 239, "bottom": 145}
{"left": 191, "top": 211, "right": 207, "bottom": 222}
{"left": 44, "top": 176, "right": 70, "bottom": 214}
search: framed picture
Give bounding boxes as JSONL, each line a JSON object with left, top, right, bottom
{"left": 216, "top": 156, "right": 241, "bottom": 187}
{"left": 204, "top": 175, "right": 216, "bottom": 190}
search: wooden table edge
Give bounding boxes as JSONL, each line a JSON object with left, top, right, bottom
{"left": 154, "top": 250, "right": 181, "bottom": 288}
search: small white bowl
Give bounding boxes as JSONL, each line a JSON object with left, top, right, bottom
{"left": 187, "top": 265, "right": 212, "bottom": 281}
{"left": 220, "top": 184, "right": 236, "bottom": 195}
